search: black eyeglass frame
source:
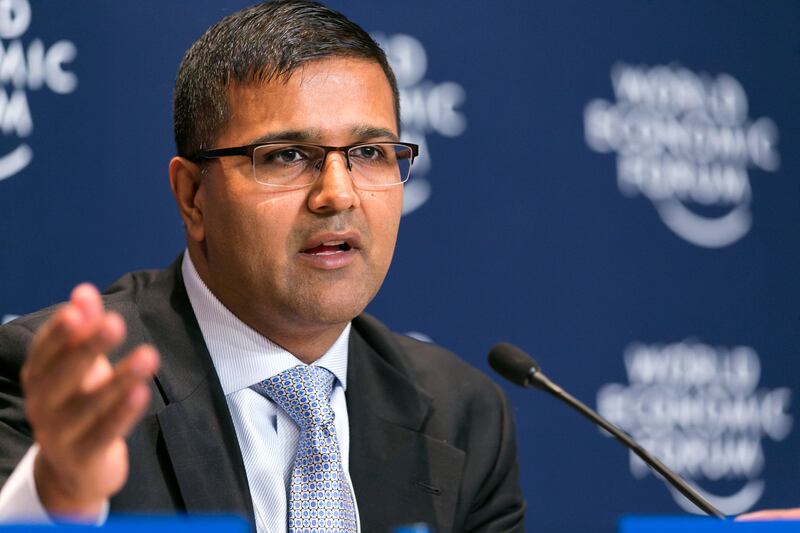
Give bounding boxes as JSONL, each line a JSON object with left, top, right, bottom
{"left": 192, "top": 140, "right": 420, "bottom": 187}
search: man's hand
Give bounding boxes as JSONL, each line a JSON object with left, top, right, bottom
{"left": 19, "top": 284, "right": 159, "bottom": 520}
{"left": 736, "top": 508, "right": 800, "bottom": 521}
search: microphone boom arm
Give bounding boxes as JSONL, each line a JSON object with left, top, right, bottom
{"left": 528, "top": 369, "right": 726, "bottom": 519}
{"left": 487, "top": 342, "right": 725, "bottom": 519}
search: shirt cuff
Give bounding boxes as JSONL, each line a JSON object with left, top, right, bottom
{"left": 0, "top": 444, "right": 109, "bottom": 525}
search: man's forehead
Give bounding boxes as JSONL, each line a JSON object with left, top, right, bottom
{"left": 244, "top": 126, "right": 399, "bottom": 145}
{"left": 218, "top": 59, "right": 399, "bottom": 146}
{"left": 225, "top": 57, "right": 391, "bottom": 99}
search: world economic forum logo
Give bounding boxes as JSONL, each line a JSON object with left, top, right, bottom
{"left": 372, "top": 32, "right": 467, "bottom": 215}
{"left": 596, "top": 340, "right": 793, "bottom": 515}
{"left": 0, "top": 0, "right": 77, "bottom": 183}
{"left": 584, "top": 63, "right": 780, "bottom": 248}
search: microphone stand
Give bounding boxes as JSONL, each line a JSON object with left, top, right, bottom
{"left": 528, "top": 369, "right": 725, "bottom": 519}
{"left": 488, "top": 342, "right": 725, "bottom": 519}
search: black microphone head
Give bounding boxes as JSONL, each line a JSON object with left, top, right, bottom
{"left": 488, "top": 342, "right": 541, "bottom": 387}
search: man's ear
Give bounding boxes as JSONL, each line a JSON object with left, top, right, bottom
{"left": 169, "top": 156, "right": 205, "bottom": 243}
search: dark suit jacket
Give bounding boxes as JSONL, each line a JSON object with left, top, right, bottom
{"left": 0, "top": 258, "right": 525, "bottom": 532}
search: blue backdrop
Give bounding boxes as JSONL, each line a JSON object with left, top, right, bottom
{"left": 1, "top": 2, "right": 798, "bottom": 531}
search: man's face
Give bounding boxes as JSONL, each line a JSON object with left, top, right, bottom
{"left": 193, "top": 57, "right": 402, "bottom": 332}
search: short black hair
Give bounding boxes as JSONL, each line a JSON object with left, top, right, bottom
{"left": 173, "top": 0, "right": 400, "bottom": 159}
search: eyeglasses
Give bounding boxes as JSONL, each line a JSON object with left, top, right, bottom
{"left": 194, "top": 141, "right": 419, "bottom": 190}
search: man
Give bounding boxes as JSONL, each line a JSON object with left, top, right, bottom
{"left": 0, "top": 1, "right": 525, "bottom": 531}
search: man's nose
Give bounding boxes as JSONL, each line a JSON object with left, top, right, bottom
{"left": 307, "top": 151, "right": 360, "bottom": 213}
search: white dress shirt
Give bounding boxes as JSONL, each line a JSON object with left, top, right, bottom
{"left": 181, "top": 253, "right": 360, "bottom": 532}
{"left": 0, "top": 252, "right": 360, "bottom": 532}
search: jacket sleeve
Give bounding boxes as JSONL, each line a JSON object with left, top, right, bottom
{"left": 462, "top": 381, "right": 526, "bottom": 532}
{"left": 0, "top": 321, "right": 35, "bottom": 487}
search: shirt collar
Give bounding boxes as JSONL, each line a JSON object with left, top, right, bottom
{"left": 181, "top": 251, "right": 350, "bottom": 395}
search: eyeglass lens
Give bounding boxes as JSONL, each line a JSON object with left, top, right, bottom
{"left": 251, "top": 143, "right": 413, "bottom": 188}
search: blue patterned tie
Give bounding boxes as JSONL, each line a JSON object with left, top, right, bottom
{"left": 255, "top": 365, "right": 358, "bottom": 532}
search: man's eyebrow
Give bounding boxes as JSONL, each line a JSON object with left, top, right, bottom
{"left": 247, "top": 130, "right": 320, "bottom": 144}
{"left": 351, "top": 126, "right": 398, "bottom": 142}
{"left": 245, "top": 126, "right": 398, "bottom": 145}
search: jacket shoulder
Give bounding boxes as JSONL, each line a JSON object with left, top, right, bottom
{"left": 394, "top": 333, "right": 501, "bottom": 392}
{"left": 0, "top": 266, "right": 167, "bottom": 364}
{"left": 392, "top": 332, "right": 510, "bottom": 419}
{"left": 353, "top": 314, "right": 508, "bottom": 419}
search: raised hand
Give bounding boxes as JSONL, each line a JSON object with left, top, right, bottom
{"left": 737, "top": 508, "right": 800, "bottom": 521}
{"left": 20, "top": 284, "right": 159, "bottom": 520}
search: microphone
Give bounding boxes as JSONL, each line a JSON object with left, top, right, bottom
{"left": 488, "top": 342, "right": 725, "bottom": 519}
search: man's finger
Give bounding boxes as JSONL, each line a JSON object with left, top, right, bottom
{"left": 24, "top": 284, "right": 108, "bottom": 381}
{"left": 48, "top": 372, "right": 135, "bottom": 446}
{"left": 737, "top": 508, "right": 800, "bottom": 521}
{"left": 24, "top": 305, "right": 84, "bottom": 381}
{"left": 80, "top": 355, "right": 114, "bottom": 393}
{"left": 54, "top": 346, "right": 158, "bottom": 443}
{"left": 26, "top": 312, "right": 126, "bottom": 410}
{"left": 69, "top": 284, "right": 104, "bottom": 330}
{"left": 72, "top": 380, "right": 153, "bottom": 458}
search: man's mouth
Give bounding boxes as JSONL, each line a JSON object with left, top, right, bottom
{"left": 301, "top": 240, "right": 353, "bottom": 256}
{"left": 298, "top": 232, "right": 361, "bottom": 269}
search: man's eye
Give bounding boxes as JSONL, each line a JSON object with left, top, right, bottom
{"left": 268, "top": 148, "right": 305, "bottom": 164}
{"left": 255, "top": 146, "right": 313, "bottom": 167}
{"left": 351, "top": 145, "right": 385, "bottom": 160}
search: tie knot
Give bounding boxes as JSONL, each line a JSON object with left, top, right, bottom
{"left": 255, "top": 365, "right": 336, "bottom": 430}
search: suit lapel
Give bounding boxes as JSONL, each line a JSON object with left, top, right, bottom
{"left": 139, "top": 259, "right": 255, "bottom": 521}
{"left": 347, "top": 316, "right": 465, "bottom": 533}
{"left": 131, "top": 261, "right": 464, "bottom": 530}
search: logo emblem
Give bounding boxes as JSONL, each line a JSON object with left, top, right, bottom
{"left": 597, "top": 340, "right": 793, "bottom": 514}
{"left": 584, "top": 63, "right": 779, "bottom": 248}
{"left": 0, "top": 0, "right": 78, "bottom": 183}
{"left": 372, "top": 33, "right": 467, "bottom": 215}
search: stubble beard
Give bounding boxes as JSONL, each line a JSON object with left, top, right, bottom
{"left": 279, "top": 260, "right": 386, "bottom": 327}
